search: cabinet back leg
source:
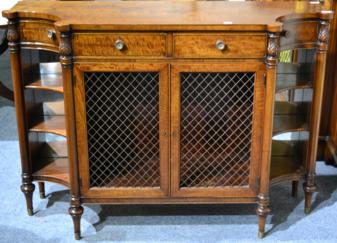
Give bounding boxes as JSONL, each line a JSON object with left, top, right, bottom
{"left": 291, "top": 181, "right": 299, "bottom": 197}
{"left": 21, "top": 183, "right": 35, "bottom": 216}
{"left": 69, "top": 205, "right": 84, "bottom": 240}
{"left": 38, "top": 182, "right": 46, "bottom": 199}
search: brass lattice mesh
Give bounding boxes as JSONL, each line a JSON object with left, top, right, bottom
{"left": 180, "top": 72, "right": 255, "bottom": 188}
{"left": 84, "top": 72, "right": 160, "bottom": 188}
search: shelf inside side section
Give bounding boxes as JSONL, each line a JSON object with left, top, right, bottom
{"left": 32, "top": 140, "right": 69, "bottom": 187}
{"left": 273, "top": 101, "right": 310, "bottom": 136}
{"left": 25, "top": 74, "right": 63, "bottom": 93}
{"left": 25, "top": 62, "right": 63, "bottom": 93}
{"left": 30, "top": 115, "right": 66, "bottom": 137}
{"left": 276, "top": 62, "right": 314, "bottom": 91}
{"left": 270, "top": 140, "right": 305, "bottom": 186}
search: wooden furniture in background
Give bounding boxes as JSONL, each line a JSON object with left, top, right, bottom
{"left": 2, "top": 1, "right": 332, "bottom": 239}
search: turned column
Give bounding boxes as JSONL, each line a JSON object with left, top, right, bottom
{"left": 59, "top": 30, "right": 83, "bottom": 240}
{"left": 257, "top": 29, "right": 281, "bottom": 239}
{"left": 304, "top": 18, "right": 331, "bottom": 214}
{"left": 7, "top": 19, "right": 35, "bottom": 216}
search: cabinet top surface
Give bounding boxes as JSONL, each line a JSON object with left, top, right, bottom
{"left": 2, "top": 1, "right": 332, "bottom": 31}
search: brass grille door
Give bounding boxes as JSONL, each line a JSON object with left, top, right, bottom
{"left": 171, "top": 63, "right": 265, "bottom": 198}
{"left": 75, "top": 63, "right": 169, "bottom": 198}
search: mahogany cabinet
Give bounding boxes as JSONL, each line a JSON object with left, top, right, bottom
{"left": 2, "top": 1, "right": 332, "bottom": 240}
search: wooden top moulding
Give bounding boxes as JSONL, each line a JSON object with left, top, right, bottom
{"left": 2, "top": 1, "right": 333, "bottom": 32}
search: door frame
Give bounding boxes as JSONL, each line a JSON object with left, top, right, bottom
{"left": 170, "top": 62, "right": 266, "bottom": 198}
{"left": 73, "top": 62, "right": 169, "bottom": 198}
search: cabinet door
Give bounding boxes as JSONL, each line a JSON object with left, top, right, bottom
{"left": 171, "top": 63, "right": 265, "bottom": 198}
{"left": 74, "top": 63, "right": 169, "bottom": 198}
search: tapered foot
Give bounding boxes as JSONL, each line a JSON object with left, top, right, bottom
{"left": 303, "top": 176, "right": 316, "bottom": 214}
{"left": 305, "top": 207, "right": 311, "bottom": 214}
{"left": 75, "top": 232, "right": 80, "bottom": 240}
{"left": 304, "top": 190, "right": 313, "bottom": 214}
{"left": 21, "top": 183, "right": 35, "bottom": 216}
{"left": 69, "top": 205, "right": 84, "bottom": 240}
{"left": 258, "top": 231, "right": 264, "bottom": 239}
{"left": 38, "top": 182, "right": 46, "bottom": 199}
{"left": 291, "top": 181, "right": 299, "bottom": 197}
{"left": 258, "top": 215, "right": 267, "bottom": 239}
{"left": 27, "top": 208, "right": 33, "bottom": 216}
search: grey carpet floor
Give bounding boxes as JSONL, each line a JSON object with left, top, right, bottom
{"left": 1, "top": 104, "right": 337, "bottom": 243}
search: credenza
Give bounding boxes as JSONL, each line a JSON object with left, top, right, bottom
{"left": 2, "top": 1, "right": 333, "bottom": 239}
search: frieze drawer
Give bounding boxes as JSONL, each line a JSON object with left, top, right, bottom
{"left": 173, "top": 33, "right": 267, "bottom": 58}
{"left": 72, "top": 33, "right": 167, "bottom": 57}
{"left": 18, "top": 20, "right": 58, "bottom": 50}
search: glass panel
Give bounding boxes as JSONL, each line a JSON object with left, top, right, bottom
{"left": 271, "top": 48, "right": 316, "bottom": 180}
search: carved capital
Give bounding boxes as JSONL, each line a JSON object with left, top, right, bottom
{"left": 318, "top": 20, "right": 330, "bottom": 52}
{"left": 59, "top": 32, "right": 72, "bottom": 68}
{"left": 7, "top": 20, "right": 19, "bottom": 53}
{"left": 7, "top": 21, "right": 19, "bottom": 42}
{"left": 59, "top": 33, "right": 72, "bottom": 55}
{"left": 266, "top": 32, "right": 281, "bottom": 67}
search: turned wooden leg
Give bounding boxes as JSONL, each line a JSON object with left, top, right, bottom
{"left": 38, "top": 182, "right": 46, "bottom": 199}
{"left": 291, "top": 180, "right": 299, "bottom": 197}
{"left": 69, "top": 198, "right": 84, "bottom": 240}
{"left": 303, "top": 173, "right": 317, "bottom": 214}
{"left": 256, "top": 193, "right": 270, "bottom": 239}
{"left": 21, "top": 182, "right": 35, "bottom": 216}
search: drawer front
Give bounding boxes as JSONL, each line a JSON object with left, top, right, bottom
{"left": 18, "top": 21, "right": 58, "bottom": 48}
{"left": 281, "top": 21, "right": 319, "bottom": 49}
{"left": 72, "top": 33, "right": 167, "bottom": 57}
{"left": 173, "top": 33, "right": 267, "bottom": 58}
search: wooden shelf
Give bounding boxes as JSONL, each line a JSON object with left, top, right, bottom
{"left": 273, "top": 114, "right": 308, "bottom": 135}
{"left": 277, "top": 62, "right": 314, "bottom": 74}
{"left": 30, "top": 116, "right": 66, "bottom": 137}
{"left": 276, "top": 73, "right": 313, "bottom": 92}
{"left": 270, "top": 140, "right": 305, "bottom": 186}
{"left": 274, "top": 101, "right": 310, "bottom": 115}
{"left": 25, "top": 73, "right": 63, "bottom": 93}
{"left": 276, "top": 62, "right": 314, "bottom": 91}
{"left": 270, "top": 156, "right": 303, "bottom": 186}
{"left": 32, "top": 157, "right": 69, "bottom": 187}
{"left": 273, "top": 101, "right": 310, "bottom": 135}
